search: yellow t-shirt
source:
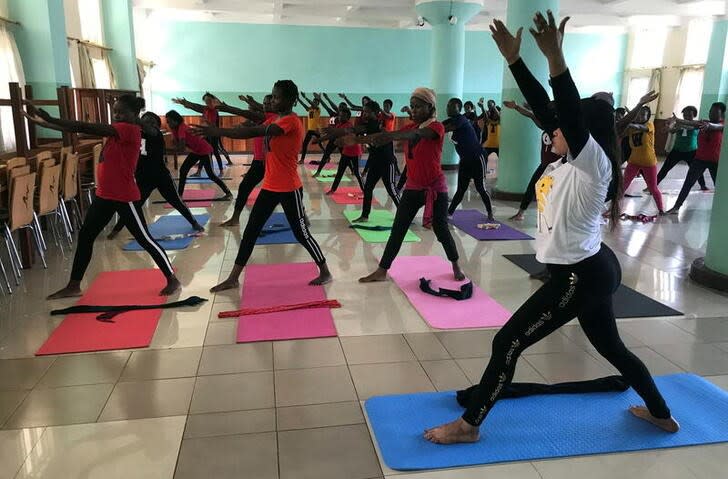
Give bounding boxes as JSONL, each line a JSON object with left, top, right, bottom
{"left": 308, "top": 107, "right": 326, "bottom": 130}
{"left": 483, "top": 121, "right": 500, "bottom": 148}
{"left": 628, "top": 122, "right": 657, "bottom": 167}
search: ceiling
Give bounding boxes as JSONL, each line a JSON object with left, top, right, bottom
{"left": 132, "top": 0, "right": 727, "bottom": 30}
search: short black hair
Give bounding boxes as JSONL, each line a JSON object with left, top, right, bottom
{"left": 340, "top": 107, "right": 352, "bottom": 121}
{"left": 681, "top": 106, "right": 698, "bottom": 116}
{"left": 711, "top": 102, "right": 726, "bottom": 114}
{"left": 362, "top": 96, "right": 372, "bottom": 102}
{"left": 142, "top": 111, "right": 161, "bottom": 127}
{"left": 117, "top": 94, "right": 145, "bottom": 116}
{"left": 165, "top": 110, "right": 183, "bottom": 124}
{"left": 448, "top": 98, "right": 463, "bottom": 110}
{"left": 640, "top": 105, "right": 652, "bottom": 117}
{"left": 464, "top": 101, "right": 475, "bottom": 109}
{"left": 273, "top": 80, "right": 299, "bottom": 104}
{"left": 615, "top": 107, "right": 627, "bottom": 115}
{"left": 365, "top": 101, "right": 382, "bottom": 114}
{"left": 383, "top": 99, "right": 393, "bottom": 107}
{"left": 202, "top": 92, "right": 218, "bottom": 101}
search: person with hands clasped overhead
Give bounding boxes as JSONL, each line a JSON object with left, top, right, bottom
{"left": 423, "top": 11, "right": 678, "bottom": 446}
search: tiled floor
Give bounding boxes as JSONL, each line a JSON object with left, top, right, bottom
{"left": 0, "top": 155, "right": 727, "bottom": 478}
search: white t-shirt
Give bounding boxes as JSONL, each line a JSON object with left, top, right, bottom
{"left": 534, "top": 135, "right": 612, "bottom": 265}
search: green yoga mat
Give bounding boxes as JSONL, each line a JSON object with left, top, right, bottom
{"left": 314, "top": 172, "right": 352, "bottom": 183}
{"left": 343, "top": 209, "right": 420, "bottom": 243}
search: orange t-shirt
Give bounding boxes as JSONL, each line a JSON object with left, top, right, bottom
{"left": 261, "top": 114, "right": 304, "bottom": 192}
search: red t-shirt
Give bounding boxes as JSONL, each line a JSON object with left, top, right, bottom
{"left": 262, "top": 114, "right": 304, "bottom": 192}
{"left": 96, "top": 122, "right": 142, "bottom": 202}
{"left": 695, "top": 122, "right": 724, "bottom": 163}
{"left": 403, "top": 121, "right": 445, "bottom": 189}
{"left": 253, "top": 112, "right": 279, "bottom": 161}
{"left": 203, "top": 107, "right": 219, "bottom": 126}
{"left": 380, "top": 112, "right": 396, "bottom": 132}
{"left": 173, "top": 122, "right": 213, "bottom": 155}
{"left": 338, "top": 120, "right": 362, "bottom": 157}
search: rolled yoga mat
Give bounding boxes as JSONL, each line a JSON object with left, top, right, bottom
{"left": 503, "top": 253, "right": 683, "bottom": 319}
{"left": 389, "top": 256, "right": 511, "bottom": 329}
{"left": 236, "top": 262, "right": 337, "bottom": 343}
{"left": 37, "top": 269, "right": 167, "bottom": 355}
{"left": 450, "top": 210, "right": 533, "bottom": 241}
{"left": 123, "top": 213, "right": 209, "bottom": 251}
{"left": 365, "top": 373, "right": 728, "bottom": 471}
{"left": 343, "top": 209, "right": 420, "bottom": 244}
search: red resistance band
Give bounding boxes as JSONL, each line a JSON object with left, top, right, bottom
{"left": 218, "top": 299, "right": 342, "bottom": 318}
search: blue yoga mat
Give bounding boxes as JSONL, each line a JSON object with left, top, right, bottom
{"left": 365, "top": 373, "right": 728, "bottom": 471}
{"left": 175, "top": 170, "right": 232, "bottom": 184}
{"left": 123, "top": 214, "right": 209, "bottom": 251}
{"left": 256, "top": 212, "right": 296, "bottom": 245}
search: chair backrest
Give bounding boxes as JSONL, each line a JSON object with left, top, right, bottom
{"left": 60, "top": 146, "right": 73, "bottom": 164}
{"left": 92, "top": 143, "right": 102, "bottom": 184}
{"left": 62, "top": 153, "right": 79, "bottom": 200}
{"left": 37, "top": 163, "right": 61, "bottom": 215}
{"left": 5, "top": 157, "right": 27, "bottom": 170}
{"left": 9, "top": 173, "right": 36, "bottom": 232}
{"left": 8, "top": 165, "right": 31, "bottom": 208}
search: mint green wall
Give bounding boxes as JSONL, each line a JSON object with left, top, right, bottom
{"left": 102, "top": 0, "right": 139, "bottom": 91}
{"left": 146, "top": 21, "right": 627, "bottom": 116}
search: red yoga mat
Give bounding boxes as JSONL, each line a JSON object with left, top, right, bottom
{"left": 328, "top": 186, "right": 380, "bottom": 206}
{"left": 236, "top": 262, "right": 337, "bottom": 343}
{"left": 36, "top": 269, "right": 167, "bottom": 355}
{"left": 164, "top": 189, "right": 215, "bottom": 208}
{"left": 304, "top": 163, "right": 337, "bottom": 171}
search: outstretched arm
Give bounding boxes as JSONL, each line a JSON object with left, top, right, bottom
{"left": 171, "top": 97, "right": 206, "bottom": 114}
{"left": 322, "top": 93, "right": 340, "bottom": 115}
{"left": 503, "top": 100, "right": 544, "bottom": 129}
{"left": 616, "top": 91, "right": 659, "bottom": 134}
{"left": 218, "top": 102, "right": 266, "bottom": 123}
{"left": 239, "top": 95, "right": 265, "bottom": 112}
{"left": 24, "top": 102, "right": 116, "bottom": 137}
{"left": 339, "top": 93, "right": 363, "bottom": 111}
{"left": 298, "top": 94, "right": 312, "bottom": 110}
{"left": 190, "top": 123, "right": 283, "bottom": 140}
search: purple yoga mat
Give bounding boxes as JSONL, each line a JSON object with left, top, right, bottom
{"left": 450, "top": 210, "right": 533, "bottom": 241}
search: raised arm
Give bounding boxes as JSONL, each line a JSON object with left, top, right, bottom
{"left": 24, "top": 102, "right": 116, "bottom": 137}
{"left": 218, "top": 102, "right": 266, "bottom": 123}
{"left": 503, "top": 100, "right": 544, "bottom": 129}
{"left": 322, "top": 93, "right": 340, "bottom": 115}
{"left": 239, "top": 95, "right": 265, "bottom": 112}
{"left": 400, "top": 106, "right": 413, "bottom": 120}
{"left": 616, "top": 91, "right": 659, "bottom": 134}
{"left": 314, "top": 93, "right": 337, "bottom": 116}
{"left": 171, "top": 97, "right": 206, "bottom": 114}
{"left": 530, "top": 12, "right": 589, "bottom": 156}
{"left": 339, "top": 93, "right": 363, "bottom": 111}
{"left": 298, "top": 93, "right": 313, "bottom": 110}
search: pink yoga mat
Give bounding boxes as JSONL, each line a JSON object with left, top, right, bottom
{"left": 304, "top": 163, "right": 337, "bottom": 171}
{"left": 165, "top": 189, "right": 215, "bottom": 208}
{"left": 389, "top": 256, "right": 511, "bottom": 330}
{"left": 37, "top": 269, "right": 165, "bottom": 355}
{"left": 328, "top": 186, "right": 380, "bottom": 206}
{"left": 236, "top": 262, "right": 337, "bottom": 343}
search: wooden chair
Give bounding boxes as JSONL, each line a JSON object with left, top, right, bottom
{"left": 29, "top": 151, "right": 54, "bottom": 172}
{"left": 1, "top": 173, "right": 46, "bottom": 284}
{"left": 35, "top": 162, "right": 64, "bottom": 251}
{"left": 59, "top": 153, "right": 81, "bottom": 237}
{"left": 80, "top": 143, "right": 102, "bottom": 207}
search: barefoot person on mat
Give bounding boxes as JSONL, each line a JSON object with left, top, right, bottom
{"left": 191, "top": 80, "right": 332, "bottom": 291}
{"left": 357, "top": 87, "right": 464, "bottom": 283}
{"left": 424, "top": 12, "right": 678, "bottom": 445}
{"left": 25, "top": 96, "right": 181, "bottom": 298}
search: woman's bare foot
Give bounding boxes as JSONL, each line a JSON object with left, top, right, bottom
{"left": 666, "top": 207, "right": 680, "bottom": 215}
{"left": 452, "top": 262, "right": 465, "bottom": 281}
{"left": 312, "top": 172, "right": 320, "bottom": 177}
{"left": 424, "top": 418, "right": 480, "bottom": 445}
{"left": 509, "top": 211, "right": 525, "bottom": 221}
{"left": 359, "top": 268, "right": 387, "bottom": 283}
{"left": 220, "top": 217, "right": 240, "bottom": 227}
{"left": 325, "top": 189, "right": 335, "bottom": 196}
{"left": 629, "top": 406, "right": 680, "bottom": 433}
{"left": 47, "top": 283, "right": 83, "bottom": 300}
{"left": 352, "top": 215, "right": 368, "bottom": 223}
{"left": 487, "top": 215, "right": 495, "bottom": 222}
{"left": 192, "top": 223, "right": 205, "bottom": 232}
{"left": 160, "top": 276, "right": 181, "bottom": 296}
{"left": 210, "top": 278, "right": 240, "bottom": 293}
{"left": 310, "top": 268, "right": 333, "bottom": 285}
{"left": 223, "top": 193, "right": 234, "bottom": 201}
